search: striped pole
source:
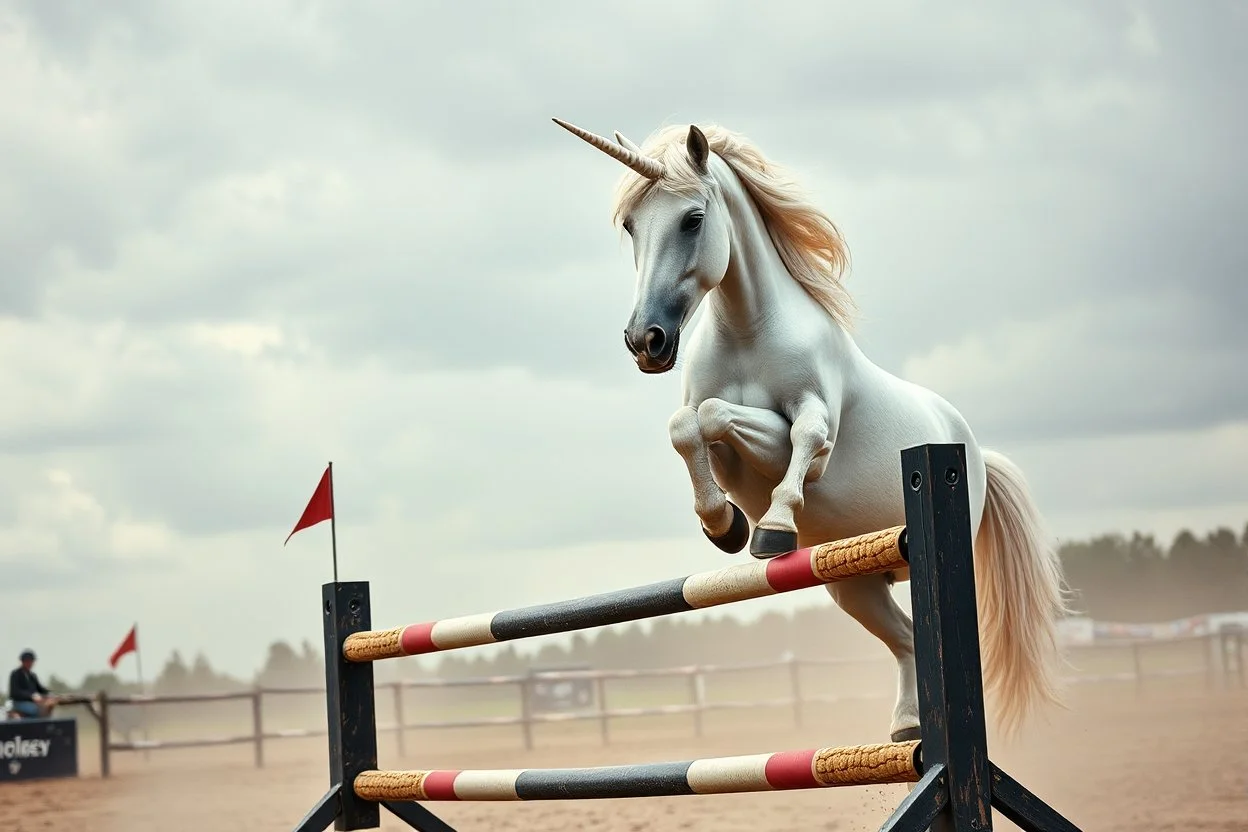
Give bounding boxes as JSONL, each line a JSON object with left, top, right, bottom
{"left": 354, "top": 740, "right": 921, "bottom": 802}
{"left": 344, "top": 526, "right": 906, "bottom": 662}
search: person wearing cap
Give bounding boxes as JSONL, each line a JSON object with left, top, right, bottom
{"left": 8, "top": 649, "right": 57, "bottom": 718}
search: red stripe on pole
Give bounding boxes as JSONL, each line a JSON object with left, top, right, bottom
{"left": 399, "top": 623, "right": 437, "bottom": 655}
{"left": 763, "top": 749, "right": 819, "bottom": 790}
{"left": 422, "top": 770, "right": 461, "bottom": 800}
{"left": 764, "top": 550, "right": 821, "bottom": 593}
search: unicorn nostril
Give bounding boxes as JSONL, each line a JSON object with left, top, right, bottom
{"left": 644, "top": 325, "right": 667, "bottom": 358}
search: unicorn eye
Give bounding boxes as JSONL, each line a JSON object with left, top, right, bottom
{"left": 680, "top": 210, "right": 704, "bottom": 233}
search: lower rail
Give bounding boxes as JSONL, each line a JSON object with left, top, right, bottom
{"left": 354, "top": 740, "right": 921, "bottom": 801}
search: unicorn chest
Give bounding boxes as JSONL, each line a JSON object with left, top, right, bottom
{"left": 686, "top": 376, "right": 778, "bottom": 413}
{"left": 686, "top": 313, "right": 837, "bottom": 398}
{"left": 684, "top": 348, "right": 827, "bottom": 417}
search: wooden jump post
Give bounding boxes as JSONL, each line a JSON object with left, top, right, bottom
{"left": 290, "top": 444, "right": 1082, "bottom": 832}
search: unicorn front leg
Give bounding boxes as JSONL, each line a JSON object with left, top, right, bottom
{"left": 668, "top": 405, "right": 751, "bottom": 554}
{"left": 750, "top": 397, "right": 834, "bottom": 557}
{"left": 696, "top": 398, "right": 792, "bottom": 483}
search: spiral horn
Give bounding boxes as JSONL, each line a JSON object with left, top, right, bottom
{"left": 552, "top": 117, "right": 664, "bottom": 179}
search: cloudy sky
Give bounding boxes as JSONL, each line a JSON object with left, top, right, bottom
{"left": 2, "top": 1, "right": 1245, "bottom": 685}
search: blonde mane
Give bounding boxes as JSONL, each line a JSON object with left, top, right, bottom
{"left": 610, "top": 124, "right": 855, "bottom": 327}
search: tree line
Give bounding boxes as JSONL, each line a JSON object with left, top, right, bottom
{"left": 49, "top": 522, "right": 1248, "bottom": 695}
{"left": 1060, "top": 525, "right": 1248, "bottom": 622}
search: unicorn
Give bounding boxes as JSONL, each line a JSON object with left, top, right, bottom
{"left": 552, "top": 117, "right": 1070, "bottom": 743}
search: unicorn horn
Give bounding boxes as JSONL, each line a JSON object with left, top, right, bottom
{"left": 552, "top": 117, "right": 664, "bottom": 179}
{"left": 614, "top": 130, "right": 643, "bottom": 155}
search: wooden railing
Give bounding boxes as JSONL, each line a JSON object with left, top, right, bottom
{"left": 42, "top": 627, "right": 1243, "bottom": 778}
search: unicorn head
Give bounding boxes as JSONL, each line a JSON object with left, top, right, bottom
{"left": 554, "top": 117, "right": 852, "bottom": 375}
{"left": 553, "top": 118, "right": 733, "bottom": 374}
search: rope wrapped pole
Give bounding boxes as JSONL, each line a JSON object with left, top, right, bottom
{"left": 354, "top": 740, "right": 921, "bottom": 802}
{"left": 344, "top": 526, "right": 907, "bottom": 663}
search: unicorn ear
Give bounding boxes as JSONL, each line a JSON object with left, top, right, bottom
{"left": 614, "top": 131, "right": 643, "bottom": 155}
{"left": 686, "top": 125, "right": 709, "bottom": 174}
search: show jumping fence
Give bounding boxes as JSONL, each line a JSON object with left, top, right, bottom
{"left": 285, "top": 443, "right": 1084, "bottom": 832}
{"left": 75, "top": 626, "right": 1244, "bottom": 779}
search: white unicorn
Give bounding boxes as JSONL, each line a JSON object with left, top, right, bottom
{"left": 553, "top": 118, "right": 1070, "bottom": 742}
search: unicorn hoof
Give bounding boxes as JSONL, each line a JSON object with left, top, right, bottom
{"left": 749, "top": 527, "right": 798, "bottom": 559}
{"left": 891, "top": 727, "right": 921, "bottom": 742}
{"left": 703, "top": 503, "right": 749, "bottom": 554}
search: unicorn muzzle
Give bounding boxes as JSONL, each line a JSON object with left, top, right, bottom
{"left": 624, "top": 322, "right": 679, "bottom": 373}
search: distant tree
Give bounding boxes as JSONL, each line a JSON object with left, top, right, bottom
{"left": 45, "top": 673, "right": 73, "bottom": 693}
{"left": 255, "top": 640, "right": 322, "bottom": 688}
{"left": 77, "top": 671, "right": 138, "bottom": 696}
{"left": 1055, "top": 522, "right": 1248, "bottom": 621}
{"left": 180, "top": 652, "right": 243, "bottom": 692}
{"left": 155, "top": 651, "right": 190, "bottom": 694}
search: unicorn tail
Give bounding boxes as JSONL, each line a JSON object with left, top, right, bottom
{"left": 975, "top": 449, "right": 1072, "bottom": 738}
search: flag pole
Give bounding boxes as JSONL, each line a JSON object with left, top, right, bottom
{"left": 134, "top": 623, "right": 150, "bottom": 758}
{"left": 328, "top": 461, "right": 338, "bottom": 583}
{"left": 134, "top": 623, "right": 145, "bottom": 694}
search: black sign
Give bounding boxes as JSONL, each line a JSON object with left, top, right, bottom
{"left": 529, "top": 676, "right": 595, "bottom": 713}
{"left": 0, "top": 718, "right": 78, "bottom": 782}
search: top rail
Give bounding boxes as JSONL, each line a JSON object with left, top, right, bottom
{"left": 108, "top": 691, "right": 257, "bottom": 705}
{"left": 343, "top": 526, "right": 908, "bottom": 663}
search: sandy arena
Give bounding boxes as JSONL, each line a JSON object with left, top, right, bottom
{"left": 3, "top": 679, "right": 1245, "bottom": 831}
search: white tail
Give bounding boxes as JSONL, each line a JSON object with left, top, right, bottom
{"left": 975, "top": 449, "right": 1072, "bottom": 739}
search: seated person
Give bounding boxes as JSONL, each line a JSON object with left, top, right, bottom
{"left": 8, "top": 649, "right": 57, "bottom": 718}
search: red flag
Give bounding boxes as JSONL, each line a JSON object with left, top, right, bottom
{"left": 286, "top": 464, "right": 334, "bottom": 544}
{"left": 109, "top": 624, "right": 138, "bottom": 669}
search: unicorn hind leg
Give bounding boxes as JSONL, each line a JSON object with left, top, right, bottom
{"left": 825, "top": 572, "right": 920, "bottom": 742}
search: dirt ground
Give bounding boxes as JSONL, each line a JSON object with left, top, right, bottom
{"left": 3, "top": 680, "right": 1245, "bottom": 831}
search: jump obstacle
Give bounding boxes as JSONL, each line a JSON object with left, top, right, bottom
{"left": 290, "top": 444, "right": 1082, "bottom": 832}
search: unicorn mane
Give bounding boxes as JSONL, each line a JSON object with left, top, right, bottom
{"left": 609, "top": 124, "right": 855, "bottom": 327}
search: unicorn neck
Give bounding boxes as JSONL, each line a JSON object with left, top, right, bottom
{"left": 709, "top": 173, "right": 836, "bottom": 339}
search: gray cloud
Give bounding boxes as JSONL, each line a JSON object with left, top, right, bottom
{"left": 2, "top": 1, "right": 1247, "bottom": 682}
{"left": 8, "top": 1, "right": 1243, "bottom": 383}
